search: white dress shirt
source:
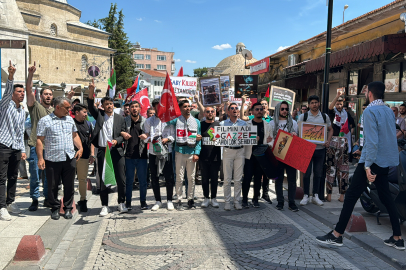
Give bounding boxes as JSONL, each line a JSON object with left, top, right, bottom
{"left": 98, "top": 113, "right": 114, "bottom": 147}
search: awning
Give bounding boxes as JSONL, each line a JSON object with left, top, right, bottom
{"left": 305, "top": 33, "right": 406, "bottom": 73}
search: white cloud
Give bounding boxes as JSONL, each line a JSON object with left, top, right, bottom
{"left": 136, "top": 18, "right": 142, "bottom": 21}
{"left": 212, "top": 43, "right": 232, "bottom": 50}
{"left": 277, "top": 45, "right": 291, "bottom": 52}
{"left": 185, "top": 60, "right": 196, "bottom": 63}
{"left": 174, "top": 59, "right": 181, "bottom": 62}
{"left": 154, "top": 20, "right": 161, "bottom": 23}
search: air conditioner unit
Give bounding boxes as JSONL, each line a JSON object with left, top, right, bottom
{"left": 288, "top": 54, "right": 299, "bottom": 66}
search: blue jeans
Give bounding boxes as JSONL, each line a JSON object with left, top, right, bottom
{"left": 28, "top": 146, "right": 48, "bottom": 200}
{"left": 125, "top": 158, "right": 148, "bottom": 203}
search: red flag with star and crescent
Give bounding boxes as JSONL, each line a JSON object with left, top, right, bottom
{"left": 157, "top": 72, "right": 181, "bottom": 122}
{"left": 131, "top": 87, "right": 150, "bottom": 118}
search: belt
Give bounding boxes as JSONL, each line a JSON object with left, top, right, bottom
{"left": 225, "top": 146, "right": 243, "bottom": 150}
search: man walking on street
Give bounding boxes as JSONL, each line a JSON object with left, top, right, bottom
{"left": 121, "top": 101, "right": 148, "bottom": 211}
{"left": 270, "top": 101, "right": 299, "bottom": 212}
{"left": 36, "top": 97, "right": 83, "bottom": 220}
{"left": 25, "top": 61, "right": 53, "bottom": 211}
{"left": 221, "top": 103, "right": 247, "bottom": 211}
{"left": 298, "top": 95, "right": 333, "bottom": 207}
{"left": 73, "top": 104, "right": 95, "bottom": 212}
{"left": 87, "top": 80, "right": 127, "bottom": 217}
{"left": 0, "top": 61, "right": 27, "bottom": 221}
{"left": 316, "top": 82, "right": 404, "bottom": 250}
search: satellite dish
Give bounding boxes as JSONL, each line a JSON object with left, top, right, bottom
{"left": 242, "top": 49, "right": 253, "bottom": 60}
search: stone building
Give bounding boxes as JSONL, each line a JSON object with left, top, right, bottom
{"left": 0, "top": 0, "right": 114, "bottom": 100}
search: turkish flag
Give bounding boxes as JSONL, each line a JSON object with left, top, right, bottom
{"left": 132, "top": 87, "right": 150, "bottom": 118}
{"left": 177, "top": 129, "right": 186, "bottom": 137}
{"left": 177, "top": 66, "right": 184, "bottom": 77}
{"left": 126, "top": 75, "right": 140, "bottom": 103}
{"left": 157, "top": 73, "right": 181, "bottom": 122}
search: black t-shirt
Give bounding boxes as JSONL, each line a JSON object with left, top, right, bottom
{"left": 328, "top": 109, "right": 355, "bottom": 136}
{"left": 74, "top": 119, "right": 93, "bottom": 159}
{"left": 200, "top": 121, "right": 221, "bottom": 161}
{"left": 125, "top": 118, "right": 148, "bottom": 159}
{"left": 252, "top": 121, "right": 264, "bottom": 151}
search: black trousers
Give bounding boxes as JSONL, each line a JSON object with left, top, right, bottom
{"left": 200, "top": 159, "right": 221, "bottom": 199}
{"left": 304, "top": 149, "right": 326, "bottom": 196}
{"left": 0, "top": 144, "right": 21, "bottom": 209}
{"left": 262, "top": 174, "right": 269, "bottom": 196}
{"left": 275, "top": 163, "right": 297, "bottom": 205}
{"left": 242, "top": 155, "right": 263, "bottom": 201}
{"left": 150, "top": 154, "right": 174, "bottom": 202}
{"left": 97, "top": 148, "right": 126, "bottom": 206}
{"left": 335, "top": 163, "right": 401, "bottom": 236}
{"left": 45, "top": 157, "right": 76, "bottom": 212}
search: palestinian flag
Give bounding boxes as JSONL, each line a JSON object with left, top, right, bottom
{"left": 249, "top": 132, "right": 257, "bottom": 139}
{"left": 102, "top": 141, "right": 116, "bottom": 187}
{"left": 107, "top": 69, "right": 116, "bottom": 99}
{"left": 264, "top": 84, "right": 270, "bottom": 103}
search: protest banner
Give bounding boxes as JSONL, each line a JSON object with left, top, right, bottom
{"left": 269, "top": 86, "right": 296, "bottom": 114}
{"left": 234, "top": 75, "right": 258, "bottom": 98}
{"left": 272, "top": 130, "right": 316, "bottom": 173}
{"left": 206, "top": 126, "right": 257, "bottom": 146}
{"left": 298, "top": 121, "right": 327, "bottom": 145}
{"left": 200, "top": 77, "right": 222, "bottom": 106}
{"left": 229, "top": 95, "right": 258, "bottom": 107}
{"left": 220, "top": 75, "right": 230, "bottom": 102}
{"left": 170, "top": 76, "right": 198, "bottom": 96}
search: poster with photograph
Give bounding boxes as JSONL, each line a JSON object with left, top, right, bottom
{"left": 170, "top": 76, "right": 198, "bottom": 96}
{"left": 402, "top": 79, "right": 406, "bottom": 92}
{"left": 384, "top": 78, "right": 399, "bottom": 92}
{"left": 200, "top": 77, "right": 222, "bottom": 106}
{"left": 361, "top": 85, "right": 368, "bottom": 94}
{"left": 269, "top": 86, "right": 296, "bottom": 115}
{"left": 348, "top": 84, "right": 357, "bottom": 95}
{"left": 220, "top": 75, "right": 230, "bottom": 102}
{"left": 234, "top": 75, "right": 258, "bottom": 98}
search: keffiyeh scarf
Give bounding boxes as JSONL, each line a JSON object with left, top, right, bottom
{"left": 176, "top": 115, "right": 197, "bottom": 147}
{"left": 273, "top": 102, "right": 294, "bottom": 138}
{"left": 333, "top": 107, "right": 348, "bottom": 128}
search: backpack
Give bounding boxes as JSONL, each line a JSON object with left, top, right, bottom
{"left": 303, "top": 112, "right": 327, "bottom": 123}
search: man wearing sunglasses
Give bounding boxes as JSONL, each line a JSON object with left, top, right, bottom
{"left": 270, "top": 101, "right": 299, "bottom": 212}
{"left": 200, "top": 107, "right": 221, "bottom": 208}
{"left": 220, "top": 103, "right": 247, "bottom": 210}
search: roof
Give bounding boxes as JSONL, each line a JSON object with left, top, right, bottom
{"left": 67, "top": 21, "right": 109, "bottom": 35}
{"left": 54, "top": 0, "right": 67, "bottom": 3}
{"left": 139, "top": 69, "right": 166, "bottom": 77}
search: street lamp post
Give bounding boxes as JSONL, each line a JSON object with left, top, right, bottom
{"left": 321, "top": 0, "right": 334, "bottom": 114}
{"left": 343, "top": 4, "right": 349, "bottom": 24}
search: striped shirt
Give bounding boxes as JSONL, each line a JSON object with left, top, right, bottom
{"left": 37, "top": 113, "right": 77, "bottom": 162}
{"left": 0, "top": 79, "right": 25, "bottom": 152}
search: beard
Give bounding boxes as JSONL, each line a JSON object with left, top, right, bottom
{"left": 280, "top": 114, "right": 288, "bottom": 118}
{"left": 131, "top": 111, "right": 139, "bottom": 118}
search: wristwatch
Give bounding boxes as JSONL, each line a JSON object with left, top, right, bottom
{"left": 365, "top": 166, "right": 370, "bottom": 171}
{"left": 91, "top": 155, "right": 96, "bottom": 159}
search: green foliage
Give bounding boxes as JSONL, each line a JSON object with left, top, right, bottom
{"left": 86, "top": 3, "right": 136, "bottom": 94}
{"left": 193, "top": 67, "right": 208, "bottom": 78}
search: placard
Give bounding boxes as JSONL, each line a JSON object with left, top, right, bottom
{"left": 200, "top": 77, "right": 221, "bottom": 106}
{"left": 269, "top": 86, "right": 296, "bottom": 115}
{"left": 272, "top": 130, "right": 316, "bottom": 173}
{"left": 170, "top": 76, "right": 198, "bottom": 96}
{"left": 211, "top": 126, "right": 257, "bottom": 146}
{"left": 234, "top": 75, "right": 258, "bottom": 98}
{"left": 220, "top": 75, "right": 230, "bottom": 102}
{"left": 298, "top": 121, "right": 327, "bottom": 145}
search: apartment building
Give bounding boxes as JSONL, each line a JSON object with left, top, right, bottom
{"left": 133, "top": 42, "right": 175, "bottom": 76}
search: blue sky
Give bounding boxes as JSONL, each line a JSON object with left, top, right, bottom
{"left": 69, "top": 0, "right": 397, "bottom": 76}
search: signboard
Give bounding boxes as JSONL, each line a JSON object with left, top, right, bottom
{"left": 200, "top": 77, "right": 221, "bottom": 106}
{"left": 229, "top": 95, "right": 258, "bottom": 109}
{"left": 170, "top": 76, "right": 198, "bottom": 96}
{"left": 209, "top": 126, "right": 257, "bottom": 146}
{"left": 234, "top": 75, "right": 258, "bottom": 98}
{"left": 250, "top": 58, "right": 270, "bottom": 75}
{"left": 298, "top": 121, "right": 327, "bottom": 145}
{"left": 269, "top": 86, "right": 296, "bottom": 114}
{"left": 220, "top": 75, "right": 230, "bottom": 102}
{"left": 272, "top": 130, "right": 316, "bottom": 173}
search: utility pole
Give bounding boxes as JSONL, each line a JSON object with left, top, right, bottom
{"left": 322, "top": 0, "right": 334, "bottom": 113}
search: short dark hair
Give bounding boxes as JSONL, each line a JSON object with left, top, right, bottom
{"left": 147, "top": 107, "right": 155, "bottom": 114}
{"left": 178, "top": 99, "right": 190, "bottom": 108}
{"left": 40, "top": 88, "right": 52, "bottom": 95}
{"left": 337, "top": 97, "right": 344, "bottom": 102}
{"left": 124, "top": 103, "right": 130, "bottom": 108}
{"left": 101, "top": 97, "right": 114, "bottom": 105}
{"left": 73, "top": 104, "right": 88, "bottom": 114}
{"left": 251, "top": 102, "right": 262, "bottom": 110}
{"left": 280, "top": 101, "right": 290, "bottom": 110}
{"left": 152, "top": 98, "right": 160, "bottom": 107}
{"left": 308, "top": 95, "right": 319, "bottom": 103}
{"left": 228, "top": 102, "right": 238, "bottom": 110}
{"left": 363, "top": 103, "right": 368, "bottom": 107}
{"left": 129, "top": 100, "right": 140, "bottom": 107}
{"left": 72, "top": 98, "right": 80, "bottom": 104}
{"left": 367, "top": 81, "right": 385, "bottom": 100}
{"left": 301, "top": 105, "right": 308, "bottom": 109}
{"left": 400, "top": 103, "right": 406, "bottom": 108}
{"left": 260, "top": 98, "right": 268, "bottom": 103}
{"left": 13, "top": 84, "right": 24, "bottom": 91}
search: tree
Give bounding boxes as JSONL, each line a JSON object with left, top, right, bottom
{"left": 87, "top": 3, "right": 136, "bottom": 94}
{"left": 193, "top": 67, "right": 208, "bottom": 77}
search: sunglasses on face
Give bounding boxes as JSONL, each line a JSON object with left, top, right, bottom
{"left": 254, "top": 108, "right": 264, "bottom": 111}
{"left": 205, "top": 110, "right": 214, "bottom": 113}
{"left": 280, "top": 108, "right": 289, "bottom": 111}
{"left": 229, "top": 107, "right": 238, "bottom": 110}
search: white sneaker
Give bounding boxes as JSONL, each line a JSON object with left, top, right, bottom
{"left": 211, "top": 198, "right": 219, "bottom": 208}
{"left": 151, "top": 201, "right": 162, "bottom": 211}
{"left": 201, "top": 198, "right": 210, "bottom": 208}
{"left": 7, "top": 202, "right": 21, "bottom": 214}
{"left": 99, "top": 206, "right": 110, "bottom": 217}
{"left": 234, "top": 201, "right": 242, "bottom": 210}
{"left": 118, "top": 203, "right": 128, "bottom": 213}
{"left": 300, "top": 195, "right": 309, "bottom": 206}
{"left": 167, "top": 200, "right": 174, "bottom": 211}
{"left": 312, "top": 194, "right": 324, "bottom": 206}
{"left": 0, "top": 208, "right": 12, "bottom": 221}
{"left": 224, "top": 202, "right": 231, "bottom": 211}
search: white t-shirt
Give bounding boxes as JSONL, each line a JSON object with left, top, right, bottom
{"left": 269, "top": 119, "right": 298, "bottom": 134}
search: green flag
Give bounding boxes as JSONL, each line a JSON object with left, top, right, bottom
{"left": 107, "top": 69, "right": 116, "bottom": 98}
{"left": 102, "top": 141, "right": 116, "bottom": 187}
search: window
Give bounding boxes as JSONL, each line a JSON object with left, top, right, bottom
{"left": 145, "top": 54, "right": 151, "bottom": 60}
{"left": 50, "top": 23, "right": 57, "bottom": 37}
{"left": 157, "top": 55, "right": 166, "bottom": 61}
{"left": 145, "top": 64, "right": 151, "bottom": 70}
{"left": 384, "top": 63, "right": 400, "bottom": 92}
{"left": 348, "top": 71, "right": 359, "bottom": 95}
{"left": 134, "top": 54, "right": 144, "bottom": 60}
{"left": 171, "top": 64, "right": 175, "bottom": 71}
{"left": 157, "top": 65, "right": 166, "bottom": 70}
{"left": 136, "top": 64, "right": 144, "bottom": 69}
{"left": 81, "top": 55, "right": 88, "bottom": 69}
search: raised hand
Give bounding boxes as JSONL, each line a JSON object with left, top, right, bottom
{"left": 88, "top": 79, "right": 95, "bottom": 99}
{"left": 8, "top": 60, "right": 16, "bottom": 80}
{"left": 28, "top": 61, "right": 36, "bottom": 74}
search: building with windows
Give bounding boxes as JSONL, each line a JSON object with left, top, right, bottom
{"left": 132, "top": 42, "right": 175, "bottom": 75}
{"left": 138, "top": 69, "right": 166, "bottom": 99}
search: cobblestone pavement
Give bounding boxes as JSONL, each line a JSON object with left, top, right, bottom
{"left": 91, "top": 184, "right": 395, "bottom": 270}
